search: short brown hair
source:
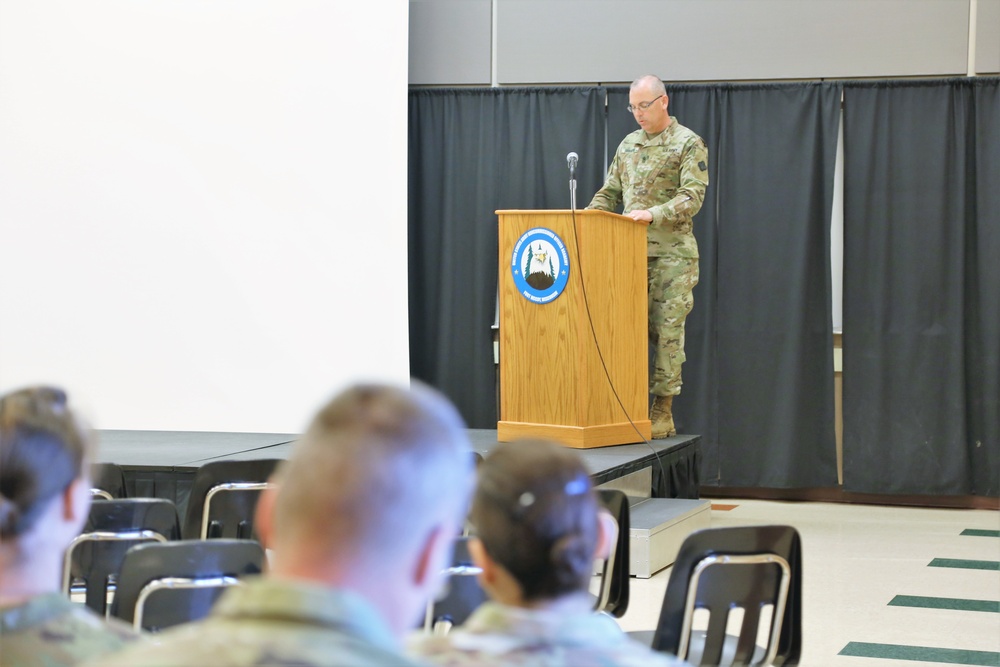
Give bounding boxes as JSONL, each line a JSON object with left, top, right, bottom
{"left": 273, "top": 381, "right": 473, "bottom": 558}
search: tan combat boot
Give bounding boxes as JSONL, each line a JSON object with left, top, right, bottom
{"left": 650, "top": 395, "right": 676, "bottom": 439}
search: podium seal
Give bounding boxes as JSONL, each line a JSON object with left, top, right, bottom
{"left": 511, "top": 227, "right": 570, "bottom": 304}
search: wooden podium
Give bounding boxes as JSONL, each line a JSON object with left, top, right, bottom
{"left": 496, "top": 209, "right": 651, "bottom": 448}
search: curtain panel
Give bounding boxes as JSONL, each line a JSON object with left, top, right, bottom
{"left": 842, "top": 77, "right": 1000, "bottom": 496}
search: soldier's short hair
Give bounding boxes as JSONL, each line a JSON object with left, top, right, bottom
{"left": 273, "top": 381, "right": 473, "bottom": 559}
{"left": 631, "top": 74, "right": 667, "bottom": 97}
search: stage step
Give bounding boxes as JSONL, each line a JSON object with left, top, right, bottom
{"left": 628, "top": 497, "right": 711, "bottom": 578}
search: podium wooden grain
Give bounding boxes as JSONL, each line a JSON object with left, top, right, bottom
{"left": 496, "top": 209, "right": 651, "bottom": 448}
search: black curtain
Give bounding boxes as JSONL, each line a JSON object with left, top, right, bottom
{"left": 842, "top": 78, "right": 1000, "bottom": 496}
{"left": 408, "top": 88, "right": 606, "bottom": 427}
{"left": 607, "top": 83, "right": 841, "bottom": 488}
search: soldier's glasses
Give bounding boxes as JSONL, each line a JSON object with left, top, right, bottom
{"left": 627, "top": 95, "right": 664, "bottom": 114}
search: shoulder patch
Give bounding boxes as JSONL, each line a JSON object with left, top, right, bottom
{"left": 698, "top": 160, "right": 707, "bottom": 172}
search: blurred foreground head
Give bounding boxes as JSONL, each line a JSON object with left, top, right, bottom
{"left": 0, "top": 386, "right": 92, "bottom": 547}
{"left": 262, "top": 380, "right": 475, "bottom": 635}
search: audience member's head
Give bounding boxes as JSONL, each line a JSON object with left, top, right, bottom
{"left": 0, "top": 386, "right": 93, "bottom": 578}
{"left": 0, "top": 386, "right": 138, "bottom": 666}
{"left": 469, "top": 439, "right": 607, "bottom": 606}
{"left": 257, "top": 381, "right": 475, "bottom": 635}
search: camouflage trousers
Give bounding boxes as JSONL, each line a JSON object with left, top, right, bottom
{"left": 648, "top": 256, "right": 699, "bottom": 397}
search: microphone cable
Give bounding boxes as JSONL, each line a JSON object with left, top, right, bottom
{"left": 566, "top": 186, "right": 670, "bottom": 495}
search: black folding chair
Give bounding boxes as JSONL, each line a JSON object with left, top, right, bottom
{"left": 111, "top": 539, "right": 265, "bottom": 632}
{"left": 63, "top": 498, "right": 181, "bottom": 615}
{"left": 423, "top": 536, "right": 488, "bottom": 634}
{"left": 640, "top": 524, "right": 803, "bottom": 666}
{"left": 593, "top": 488, "right": 630, "bottom": 618}
{"left": 182, "top": 459, "right": 281, "bottom": 540}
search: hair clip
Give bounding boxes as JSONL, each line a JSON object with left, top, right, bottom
{"left": 563, "top": 475, "right": 589, "bottom": 496}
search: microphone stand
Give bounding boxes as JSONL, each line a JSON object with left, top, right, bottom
{"left": 569, "top": 168, "right": 577, "bottom": 211}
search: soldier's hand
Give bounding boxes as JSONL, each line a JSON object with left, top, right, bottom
{"left": 627, "top": 209, "right": 653, "bottom": 222}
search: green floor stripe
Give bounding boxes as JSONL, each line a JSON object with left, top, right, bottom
{"left": 962, "top": 529, "right": 1000, "bottom": 538}
{"left": 929, "top": 558, "right": 1000, "bottom": 571}
{"left": 889, "top": 595, "right": 1000, "bottom": 613}
{"left": 840, "top": 641, "right": 1000, "bottom": 666}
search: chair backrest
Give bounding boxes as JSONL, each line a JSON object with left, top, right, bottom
{"left": 111, "top": 539, "right": 265, "bottom": 632}
{"left": 90, "top": 462, "right": 127, "bottom": 499}
{"left": 594, "top": 488, "right": 631, "bottom": 618}
{"left": 182, "top": 459, "right": 281, "bottom": 540}
{"left": 424, "top": 536, "right": 488, "bottom": 633}
{"left": 651, "top": 525, "right": 802, "bottom": 666}
{"left": 64, "top": 498, "right": 181, "bottom": 614}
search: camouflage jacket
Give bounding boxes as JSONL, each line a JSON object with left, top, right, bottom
{"left": 93, "top": 577, "right": 422, "bottom": 667}
{"left": 587, "top": 118, "right": 708, "bottom": 259}
{"left": 0, "top": 592, "right": 140, "bottom": 667}
{"left": 408, "top": 600, "right": 690, "bottom": 667}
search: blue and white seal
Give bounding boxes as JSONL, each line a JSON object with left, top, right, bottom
{"left": 511, "top": 227, "right": 570, "bottom": 304}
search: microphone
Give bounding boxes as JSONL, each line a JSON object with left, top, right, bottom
{"left": 566, "top": 152, "right": 579, "bottom": 210}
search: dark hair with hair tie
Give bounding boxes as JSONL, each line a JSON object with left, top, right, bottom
{"left": 471, "top": 439, "right": 598, "bottom": 602}
{"left": 0, "top": 386, "right": 91, "bottom": 540}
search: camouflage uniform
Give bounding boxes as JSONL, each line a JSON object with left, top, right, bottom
{"left": 94, "top": 577, "right": 422, "bottom": 667}
{"left": 408, "top": 600, "right": 690, "bottom": 667}
{"left": 0, "top": 592, "right": 140, "bottom": 667}
{"left": 587, "top": 117, "right": 708, "bottom": 397}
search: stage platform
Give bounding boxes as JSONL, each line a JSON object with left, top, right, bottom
{"left": 94, "top": 429, "right": 701, "bottom": 516}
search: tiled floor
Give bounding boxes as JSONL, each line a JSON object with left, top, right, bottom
{"left": 613, "top": 499, "right": 1000, "bottom": 666}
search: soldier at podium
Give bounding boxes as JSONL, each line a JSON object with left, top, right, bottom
{"left": 586, "top": 74, "right": 709, "bottom": 439}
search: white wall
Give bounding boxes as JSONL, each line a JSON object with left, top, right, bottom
{"left": 411, "top": 0, "right": 996, "bottom": 85}
{"left": 496, "top": 0, "right": 971, "bottom": 83}
{"left": 0, "top": 1, "right": 411, "bottom": 433}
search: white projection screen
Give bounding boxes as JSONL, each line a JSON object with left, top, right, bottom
{"left": 0, "top": 1, "right": 411, "bottom": 433}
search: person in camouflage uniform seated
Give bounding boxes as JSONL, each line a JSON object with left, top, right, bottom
{"left": 587, "top": 75, "right": 709, "bottom": 438}
{"left": 97, "top": 382, "right": 475, "bottom": 667}
{"left": 0, "top": 386, "right": 140, "bottom": 667}
{"left": 409, "top": 439, "right": 689, "bottom": 667}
